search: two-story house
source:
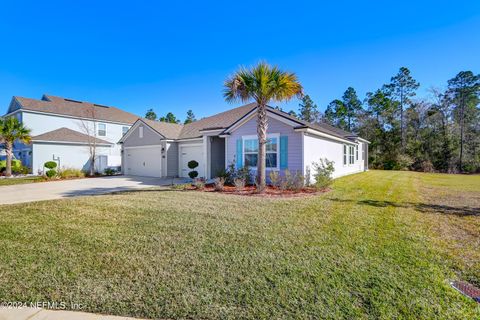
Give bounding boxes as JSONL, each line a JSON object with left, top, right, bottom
{"left": 3, "top": 94, "right": 139, "bottom": 174}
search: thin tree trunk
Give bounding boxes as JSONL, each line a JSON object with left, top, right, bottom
{"left": 5, "top": 140, "right": 12, "bottom": 177}
{"left": 256, "top": 103, "right": 268, "bottom": 193}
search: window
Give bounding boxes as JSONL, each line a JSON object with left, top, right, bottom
{"left": 356, "top": 145, "right": 359, "bottom": 161}
{"left": 97, "top": 123, "right": 106, "bottom": 136}
{"left": 243, "top": 136, "right": 278, "bottom": 169}
{"left": 139, "top": 126, "right": 144, "bottom": 138}
{"left": 122, "top": 126, "right": 129, "bottom": 135}
{"left": 349, "top": 146, "right": 355, "bottom": 165}
{"left": 343, "top": 145, "right": 347, "bottom": 165}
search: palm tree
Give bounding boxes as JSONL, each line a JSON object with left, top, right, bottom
{"left": 224, "top": 62, "right": 303, "bottom": 192}
{"left": 0, "top": 117, "right": 31, "bottom": 177}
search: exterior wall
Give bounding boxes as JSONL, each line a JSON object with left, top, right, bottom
{"left": 32, "top": 142, "right": 112, "bottom": 174}
{"left": 210, "top": 136, "right": 225, "bottom": 177}
{"left": 225, "top": 115, "right": 303, "bottom": 173}
{"left": 177, "top": 140, "right": 204, "bottom": 178}
{"left": 19, "top": 111, "right": 131, "bottom": 169}
{"left": 122, "top": 123, "right": 163, "bottom": 147}
{"left": 165, "top": 142, "right": 178, "bottom": 177}
{"left": 303, "top": 133, "right": 365, "bottom": 180}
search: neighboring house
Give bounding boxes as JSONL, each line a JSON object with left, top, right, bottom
{"left": 119, "top": 103, "right": 369, "bottom": 180}
{"left": 2, "top": 94, "right": 138, "bottom": 173}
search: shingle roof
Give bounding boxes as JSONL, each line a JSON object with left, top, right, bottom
{"left": 179, "top": 103, "right": 257, "bottom": 139}
{"left": 9, "top": 94, "right": 139, "bottom": 124}
{"left": 141, "top": 118, "right": 184, "bottom": 140}
{"left": 32, "top": 127, "right": 112, "bottom": 145}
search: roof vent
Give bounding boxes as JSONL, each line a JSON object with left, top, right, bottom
{"left": 94, "top": 104, "right": 110, "bottom": 108}
{"left": 64, "top": 98, "right": 83, "bottom": 104}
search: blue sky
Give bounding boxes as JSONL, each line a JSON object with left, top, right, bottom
{"left": 1, "top": 1, "right": 479, "bottom": 120}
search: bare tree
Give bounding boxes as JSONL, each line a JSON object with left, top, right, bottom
{"left": 77, "top": 106, "right": 98, "bottom": 176}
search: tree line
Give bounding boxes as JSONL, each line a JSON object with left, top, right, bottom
{"left": 144, "top": 108, "right": 196, "bottom": 124}
{"left": 288, "top": 68, "right": 480, "bottom": 173}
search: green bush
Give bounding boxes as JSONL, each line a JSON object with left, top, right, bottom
{"left": 44, "top": 161, "right": 58, "bottom": 169}
{"left": 0, "top": 159, "right": 21, "bottom": 172}
{"left": 188, "top": 160, "right": 199, "bottom": 170}
{"left": 45, "top": 169, "right": 57, "bottom": 178}
{"left": 312, "top": 158, "right": 335, "bottom": 190}
{"left": 12, "top": 165, "right": 30, "bottom": 175}
{"left": 59, "top": 168, "right": 85, "bottom": 179}
{"left": 104, "top": 168, "right": 117, "bottom": 176}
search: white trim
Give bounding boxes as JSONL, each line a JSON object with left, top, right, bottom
{"left": 32, "top": 140, "right": 113, "bottom": 146}
{"left": 297, "top": 128, "right": 357, "bottom": 145}
{"left": 176, "top": 137, "right": 203, "bottom": 142}
{"left": 123, "top": 144, "right": 163, "bottom": 150}
{"left": 224, "top": 108, "right": 300, "bottom": 134}
{"left": 199, "top": 128, "right": 224, "bottom": 134}
{"left": 241, "top": 133, "right": 280, "bottom": 170}
{"left": 3, "top": 109, "right": 134, "bottom": 126}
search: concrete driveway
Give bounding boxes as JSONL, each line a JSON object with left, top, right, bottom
{"left": 0, "top": 176, "right": 186, "bottom": 205}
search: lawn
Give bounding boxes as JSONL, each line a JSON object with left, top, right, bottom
{"left": 0, "top": 171, "right": 478, "bottom": 319}
{"left": 0, "top": 176, "right": 43, "bottom": 186}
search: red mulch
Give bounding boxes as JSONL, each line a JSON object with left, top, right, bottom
{"left": 186, "top": 184, "right": 329, "bottom": 198}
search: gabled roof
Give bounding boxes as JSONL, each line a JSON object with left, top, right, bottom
{"left": 7, "top": 94, "right": 139, "bottom": 124}
{"left": 32, "top": 127, "right": 112, "bottom": 145}
{"left": 141, "top": 118, "right": 184, "bottom": 140}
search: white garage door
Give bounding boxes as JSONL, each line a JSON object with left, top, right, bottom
{"left": 125, "top": 146, "right": 162, "bottom": 177}
{"left": 179, "top": 145, "right": 204, "bottom": 178}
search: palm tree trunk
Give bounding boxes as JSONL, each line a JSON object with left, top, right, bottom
{"left": 5, "top": 140, "right": 13, "bottom": 177}
{"left": 256, "top": 103, "right": 268, "bottom": 193}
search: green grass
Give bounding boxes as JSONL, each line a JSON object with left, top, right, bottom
{"left": 0, "top": 171, "right": 478, "bottom": 319}
{"left": 0, "top": 176, "right": 43, "bottom": 186}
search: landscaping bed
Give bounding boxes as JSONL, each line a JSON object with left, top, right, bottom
{"left": 180, "top": 183, "right": 327, "bottom": 198}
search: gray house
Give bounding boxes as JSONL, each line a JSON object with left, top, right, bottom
{"left": 119, "top": 103, "right": 369, "bottom": 180}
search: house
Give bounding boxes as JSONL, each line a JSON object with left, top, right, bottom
{"left": 2, "top": 94, "right": 139, "bottom": 173}
{"left": 119, "top": 103, "right": 369, "bottom": 180}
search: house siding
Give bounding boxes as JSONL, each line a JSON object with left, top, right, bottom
{"left": 303, "top": 133, "right": 365, "bottom": 180}
{"left": 122, "top": 124, "right": 163, "bottom": 147}
{"left": 21, "top": 111, "right": 130, "bottom": 170}
{"left": 226, "top": 115, "right": 303, "bottom": 173}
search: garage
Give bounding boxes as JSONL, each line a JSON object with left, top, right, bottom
{"left": 124, "top": 146, "right": 162, "bottom": 177}
{"left": 179, "top": 144, "right": 204, "bottom": 178}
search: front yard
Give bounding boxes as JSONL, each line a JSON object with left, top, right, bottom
{"left": 0, "top": 176, "right": 43, "bottom": 186}
{"left": 0, "top": 171, "right": 478, "bottom": 319}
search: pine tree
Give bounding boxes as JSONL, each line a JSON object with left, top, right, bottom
{"left": 145, "top": 108, "right": 157, "bottom": 120}
{"left": 184, "top": 110, "right": 196, "bottom": 124}
{"left": 298, "top": 95, "right": 320, "bottom": 122}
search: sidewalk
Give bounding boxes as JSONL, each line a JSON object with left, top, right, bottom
{"left": 0, "top": 307, "right": 144, "bottom": 320}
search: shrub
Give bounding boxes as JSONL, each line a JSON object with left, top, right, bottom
{"left": 236, "top": 166, "right": 252, "bottom": 185}
{"left": 283, "top": 169, "right": 294, "bottom": 189}
{"left": 59, "top": 168, "right": 85, "bottom": 179}
{"left": 193, "top": 180, "right": 205, "bottom": 190}
{"left": 394, "top": 154, "right": 414, "bottom": 171}
{"left": 419, "top": 160, "right": 434, "bottom": 173}
{"left": 269, "top": 171, "right": 280, "bottom": 188}
{"left": 292, "top": 171, "right": 305, "bottom": 192}
{"left": 12, "top": 165, "right": 30, "bottom": 175}
{"left": 187, "top": 160, "right": 199, "bottom": 179}
{"left": 44, "top": 161, "right": 57, "bottom": 170}
{"left": 188, "top": 160, "right": 199, "bottom": 169}
{"left": 188, "top": 170, "right": 199, "bottom": 179}
{"left": 104, "top": 168, "right": 117, "bottom": 176}
{"left": 234, "top": 177, "right": 246, "bottom": 191}
{"left": 312, "top": 158, "right": 335, "bottom": 190}
{"left": 45, "top": 169, "right": 57, "bottom": 178}
{"left": 213, "top": 177, "right": 225, "bottom": 191}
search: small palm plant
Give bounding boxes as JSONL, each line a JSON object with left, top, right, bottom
{"left": 224, "top": 61, "right": 303, "bottom": 192}
{"left": 0, "top": 117, "right": 31, "bottom": 177}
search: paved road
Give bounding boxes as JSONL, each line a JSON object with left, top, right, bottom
{"left": 0, "top": 176, "right": 184, "bottom": 205}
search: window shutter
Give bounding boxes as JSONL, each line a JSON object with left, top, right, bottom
{"left": 236, "top": 139, "right": 243, "bottom": 169}
{"left": 280, "top": 136, "right": 288, "bottom": 169}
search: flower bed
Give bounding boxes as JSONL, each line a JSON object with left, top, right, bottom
{"left": 176, "top": 183, "right": 328, "bottom": 198}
